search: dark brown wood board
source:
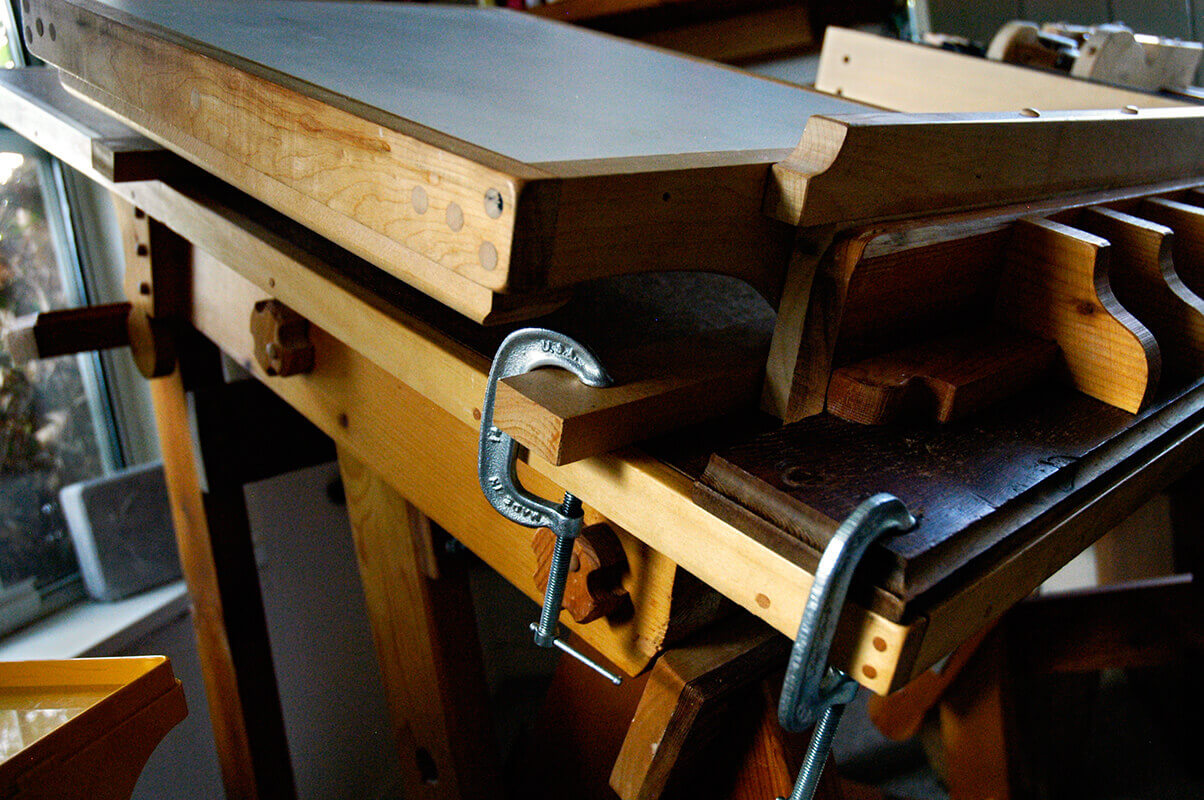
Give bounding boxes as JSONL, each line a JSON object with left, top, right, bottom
{"left": 693, "top": 379, "right": 1204, "bottom": 621}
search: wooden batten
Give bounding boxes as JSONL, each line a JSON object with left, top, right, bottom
{"left": 996, "top": 217, "right": 1159, "bottom": 413}
{"left": 1076, "top": 206, "right": 1204, "bottom": 381}
{"left": 494, "top": 337, "right": 765, "bottom": 465}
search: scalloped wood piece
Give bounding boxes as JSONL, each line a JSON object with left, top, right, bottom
{"left": 995, "top": 218, "right": 1159, "bottom": 413}
{"left": 1138, "top": 198, "right": 1204, "bottom": 299}
{"left": 1077, "top": 206, "right": 1204, "bottom": 382}
{"left": 826, "top": 326, "right": 1058, "bottom": 425}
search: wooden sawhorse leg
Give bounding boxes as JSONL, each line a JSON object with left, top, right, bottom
{"left": 337, "top": 448, "right": 501, "bottom": 800}
{"left": 152, "top": 353, "right": 300, "bottom": 800}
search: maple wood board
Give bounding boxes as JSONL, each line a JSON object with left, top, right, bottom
{"left": 25, "top": 0, "right": 867, "bottom": 321}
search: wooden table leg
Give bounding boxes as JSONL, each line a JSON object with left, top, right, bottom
{"left": 337, "top": 448, "right": 501, "bottom": 800}
{"left": 152, "top": 353, "right": 298, "bottom": 800}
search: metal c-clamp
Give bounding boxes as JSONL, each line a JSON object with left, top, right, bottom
{"left": 777, "top": 493, "right": 916, "bottom": 800}
{"left": 477, "top": 328, "right": 623, "bottom": 685}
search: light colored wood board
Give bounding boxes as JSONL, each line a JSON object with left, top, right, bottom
{"left": 766, "top": 106, "right": 1204, "bottom": 230}
{"left": 0, "top": 67, "right": 147, "bottom": 180}
{"left": 186, "top": 248, "right": 710, "bottom": 676}
{"left": 27, "top": 0, "right": 847, "bottom": 315}
{"left": 43, "top": 43, "right": 529, "bottom": 306}
{"left": 494, "top": 338, "right": 764, "bottom": 465}
{"left": 338, "top": 452, "right": 500, "bottom": 800}
{"left": 185, "top": 246, "right": 913, "bottom": 693}
{"left": 39, "top": 0, "right": 863, "bottom": 165}
{"left": 814, "top": 27, "right": 1187, "bottom": 113}
{"left": 1076, "top": 206, "right": 1204, "bottom": 379}
{"left": 1137, "top": 197, "right": 1204, "bottom": 297}
{"left": 995, "top": 217, "right": 1158, "bottom": 412}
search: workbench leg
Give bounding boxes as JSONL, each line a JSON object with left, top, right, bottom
{"left": 337, "top": 448, "right": 501, "bottom": 800}
{"left": 151, "top": 364, "right": 297, "bottom": 800}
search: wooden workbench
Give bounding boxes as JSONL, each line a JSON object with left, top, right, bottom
{"left": 7, "top": 2, "right": 1204, "bottom": 797}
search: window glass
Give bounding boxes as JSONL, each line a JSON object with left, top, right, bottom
{"left": 0, "top": 149, "right": 106, "bottom": 623}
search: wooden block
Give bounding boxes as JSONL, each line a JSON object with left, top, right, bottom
{"left": 494, "top": 337, "right": 764, "bottom": 465}
{"left": 1137, "top": 197, "right": 1204, "bottom": 299}
{"left": 90, "top": 134, "right": 187, "bottom": 183}
{"left": 996, "top": 217, "right": 1159, "bottom": 413}
{"left": 1076, "top": 206, "right": 1204, "bottom": 382}
{"left": 1, "top": 302, "right": 131, "bottom": 363}
{"left": 610, "top": 618, "right": 788, "bottom": 800}
{"left": 826, "top": 326, "right": 1058, "bottom": 425}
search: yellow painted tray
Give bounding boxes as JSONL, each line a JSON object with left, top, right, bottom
{"left": 0, "top": 657, "right": 186, "bottom": 800}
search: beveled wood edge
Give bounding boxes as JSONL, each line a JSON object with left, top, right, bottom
{"left": 766, "top": 106, "right": 1204, "bottom": 229}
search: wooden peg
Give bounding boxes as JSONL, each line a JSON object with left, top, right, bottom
{"left": 532, "top": 523, "right": 630, "bottom": 625}
{"left": 1076, "top": 206, "right": 1204, "bottom": 381}
{"left": 1137, "top": 197, "right": 1204, "bottom": 298}
{"left": 995, "top": 217, "right": 1159, "bottom": 413}
{"left": 826, "top": 326, "right": 1058, "bottom": 425}
{"left": 2, "top": 302, "right": 133, "bottom": 363}
{"left": 250, "top": 299, "right": 315, "bottom": 377}
{"left": 0, "top": 301, "right": 175, "bottom": 379}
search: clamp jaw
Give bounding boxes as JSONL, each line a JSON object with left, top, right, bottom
{"left": 478, "top": 328, "right": 622, "bottom": 684}
{"left": 777, "top": 493, "right": 915, "bottom": 800}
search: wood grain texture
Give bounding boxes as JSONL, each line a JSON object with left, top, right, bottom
{"left": 996, "top": 217, "right": 1158, "bottom": 413}
{"left": 765, "top": 108, "right": 1204, "bottom": 230}
{"left": 184, "top": 248, "right": 750, "bottom": 674}
{"left": 698, "top": 378, "right": 1204, "bottom": 622}
{"left": 815, "top": 27, "right": 1188, "bottom": 113}
{"left": 27, "top": 0, "right": 864, "bottom": 320}
{"left": 610, "top": 618, "right": 788, "bottom": 800}
{"left": 495, "top": 337, "right": 764, "bottom": 465}
{"left": 763, "top": 182, "right": 1204, "bottom": 422}
{"left": 1076, "top": 206, "right": 1204, "bottom": 382}
{"left": 1137, "top": 197, "right": 1204, "bottom": 298}
{"left": 338, "top": 451, "right": 501, "bottom": 800}
{"left": 826, "top": 326, "right": 1058, "bottom": 425}
{"left": 149, "top": 366, "right": 297, "bottom": 800}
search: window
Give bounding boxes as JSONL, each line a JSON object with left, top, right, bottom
{"left": 0, "top": 0, "right": 145, "bottom": 633}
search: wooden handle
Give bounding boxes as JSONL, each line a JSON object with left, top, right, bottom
{"left": 532, "top": 523, "right": 630, "bottom": 625}
{"left": 1, "top": 302, "right": 132, "bottom": 363}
